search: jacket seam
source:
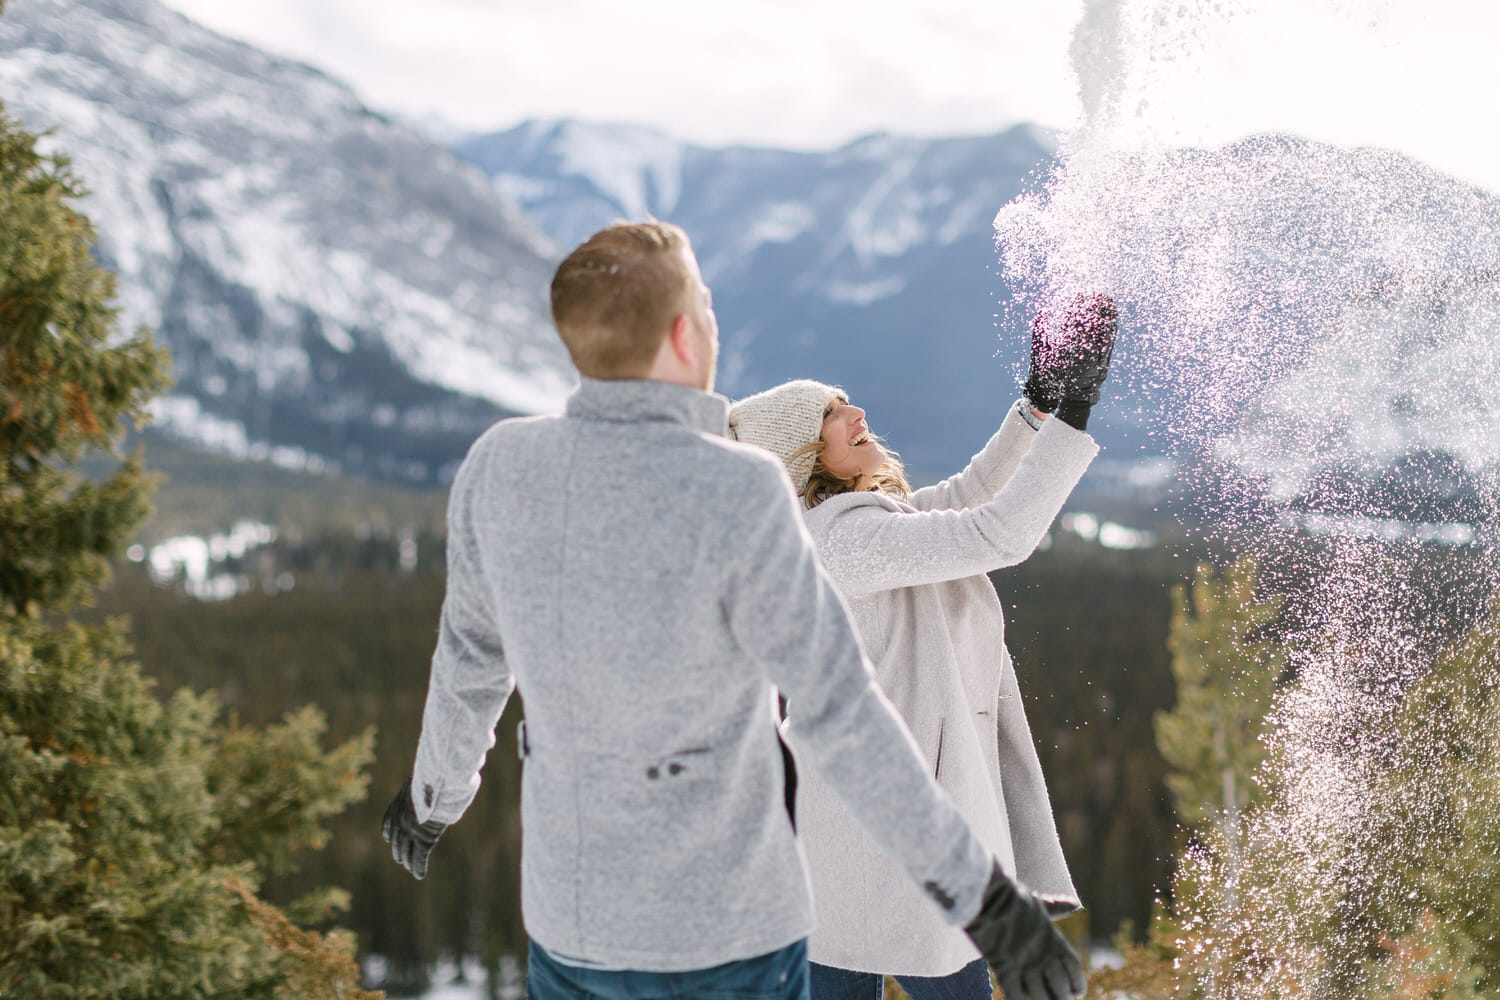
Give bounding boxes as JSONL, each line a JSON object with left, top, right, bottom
{"left": 556, "top": 428, "right": 586, "bottom": 952}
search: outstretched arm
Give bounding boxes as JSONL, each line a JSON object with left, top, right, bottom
{"left": 816, "top": 417, "right": 1098, "bottom": 598}
{"left": 908, "top": 399, "right": 1043, "bottom": 512}
{"left": 913, "top": 291, "right": 1115, "bottom": 511}
{"left": 384, "top": 458, "right": 515, "bottom": 879}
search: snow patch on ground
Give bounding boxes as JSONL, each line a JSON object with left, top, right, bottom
{"left": 147, "top": 395, "right": 337, "bottom": 474}
{"left": 1056, "top": 511, "right": 1159, "bottom": 550}
{"left": 130, "top": 520, "right": 281, "bottom": 601}
{"left": 1276, "top": 510, "right": 1477, "bottom": 547}
{"left": 362, "top": 956, "right": 523, "bottom": 1000}
{"left": 743, "top": 201, "right": 817, "bottom": 248}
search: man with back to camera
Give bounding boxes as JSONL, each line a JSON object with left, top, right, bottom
{"left": 380, "top": 221, "right": 1088, "bottom": 1000}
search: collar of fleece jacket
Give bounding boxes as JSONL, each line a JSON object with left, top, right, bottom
{"left": 567, "top": 376, "right": 730, "bottom": 437}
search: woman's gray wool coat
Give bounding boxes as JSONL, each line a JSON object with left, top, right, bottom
{"left": 785, "top": 400, "right": 1097, "bottom": 977}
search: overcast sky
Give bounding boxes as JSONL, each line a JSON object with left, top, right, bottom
{"left": 158, "top": 0, "right": 1500, "bottom": 194}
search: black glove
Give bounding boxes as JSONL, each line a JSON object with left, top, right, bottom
{"left": 381, "top": 778, "right": 448, "bottom": 880}
{"left": 1032, "top": 293, "right": 1118, "bottom": 431}
{"left": 965, "top": 862, "right": 1087, "bottom": 1000}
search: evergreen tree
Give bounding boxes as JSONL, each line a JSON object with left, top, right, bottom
{"left": 1092, "top": 558, "right": 1287, "bottom": 999}
{"left": 0, "top": 82, "right": 377, "bottom": 998}
{"left": 994, "top": 539, "right": 1184, "bottom": 940}
{"left": 1360, "top": 593, "right": 1500, "bottom": 997}
{"left": 1155, "top": 558, "right": 1284, "bottom": 888}
{"left": 1095, "top": 555, "right": 1500, "bottom": 1000}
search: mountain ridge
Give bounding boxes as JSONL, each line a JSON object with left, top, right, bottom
{"left": 1, "top": 0, "right": 573, "bottom": 484}
{"left": 8, "top": 0, "right": 1496, "bottom": 505}
{"left": 455, "top": 116, "right": 1500, "bottom": 502}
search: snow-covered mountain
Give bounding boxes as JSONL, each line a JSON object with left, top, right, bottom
{"left": 1219, "top": 268, "right": 1500, "bottom": 524}
{"left": 457, "top": 121, "right": 1500, "bottom": 509}
{"left": 456, "top": 120, "right": 1067, "bottom": 482}
{"left": 8, "top": 0, "right": 1494, "bottom": 505}
{"left": 0, "top": 0, "right": 573, "bottom": 483}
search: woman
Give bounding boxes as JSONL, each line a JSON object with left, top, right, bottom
{"left": 727, "top": 295, "right": 1117, "bottom": 1000}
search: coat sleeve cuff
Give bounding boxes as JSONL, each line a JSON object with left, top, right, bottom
{"left": 1040, "top": 895, "right": 1084, "bottom": 919}
{"left": 411, "top": 740, "right": 481, "bottom": 825}
{"left": 1014, "top": 397, "right": 1044, "bottom": 432}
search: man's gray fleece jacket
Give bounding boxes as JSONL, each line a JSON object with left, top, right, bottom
{"left": 409, "top": 377, "right": 993, "bottom": 972}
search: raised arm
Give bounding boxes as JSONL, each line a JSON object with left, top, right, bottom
{"left": 913, "top": 290, "right": 1117, "bottom": 512}
{"left": 815, "top": 417, "right": 1098, "bottom": 598}
{"left": 908, "top": 399, "right": 1043, "bottom": 512}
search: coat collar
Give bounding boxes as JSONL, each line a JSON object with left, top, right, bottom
{"left": 804, "top": 489, "right": 912, "bottom": 523}
{"left": 565, "top": 377, "right": 730, "bottom": 437}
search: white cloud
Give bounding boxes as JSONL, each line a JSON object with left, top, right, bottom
{"left": 1067, "top": 0, "right": 1500, "bottom": 192}
{"left": 156, "top": 0, "right": 1082, "bottom": 145}
{"left": 157, "top": 0, "right": 1500, "bottom": 192}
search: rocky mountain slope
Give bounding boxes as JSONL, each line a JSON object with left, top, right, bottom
{"left": 458, "top": 119, "right": 1066, "bottom": 481}
{"left": 1, "top": 0, "right": 573, "bottom": 484}
{"left": 459, "top": 120, "right": 1500, "bottom": 512}
{"left": 7, "top": 0, "right": 1495, "bottom": 510}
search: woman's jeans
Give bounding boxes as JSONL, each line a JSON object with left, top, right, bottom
{"left": 808, "top": 958, "right": 992, "bottom": 1000}
{"left": 526, "top": 938, "right": 810, "bottom": 1000}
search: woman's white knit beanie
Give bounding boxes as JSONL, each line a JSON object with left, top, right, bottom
{"left": 728, "top": 380, "right": 845, "bottom": 494}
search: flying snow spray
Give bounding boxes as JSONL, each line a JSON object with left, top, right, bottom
{"left": 994, "top": 1, "right": 1500, "bottom": 996}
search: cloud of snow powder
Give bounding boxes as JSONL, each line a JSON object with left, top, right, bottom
{"left": 994, "top": 1, "right": 1500, "bottom": 994}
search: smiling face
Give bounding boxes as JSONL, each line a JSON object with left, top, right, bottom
{"left": 818, "top": 397, "right": 884, "bottom": 486}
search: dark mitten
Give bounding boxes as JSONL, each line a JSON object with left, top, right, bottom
{"left": 381, "top": 778, "right": 448, "bottom": 880}
{"left": 1047, "top": 292, "right": 1118, "bottom": 431}
{"left": 1022, "top": 310, "right": 1060, "bottom": 413}
{"left": 965, "top": 862, "right": 1087, "bottom": 1000}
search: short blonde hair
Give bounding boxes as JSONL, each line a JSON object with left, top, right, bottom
{"left": 550, "top": 221, "right": 695, "bottom": 378}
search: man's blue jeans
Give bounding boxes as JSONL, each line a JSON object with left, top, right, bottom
{"left": 526, "top": 938, "right": 810, "bottom": 1000}
{"left": 808, "top": 958, "right": 992, "bottom": 1000}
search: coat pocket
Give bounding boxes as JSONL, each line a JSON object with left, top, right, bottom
{"left": 933, "top": 718, "right": 946, "bottom": 781}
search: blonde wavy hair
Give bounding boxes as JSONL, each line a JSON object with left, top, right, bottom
{"left": 793, "top": 405, "right": 912, "bottom": 510}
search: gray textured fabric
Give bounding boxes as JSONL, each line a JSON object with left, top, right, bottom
{"left": 785, "top": 403, "right": 1096, "bottom": 977}
{"left": 407, "top": 377, "right": 994, "bottom": 973}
